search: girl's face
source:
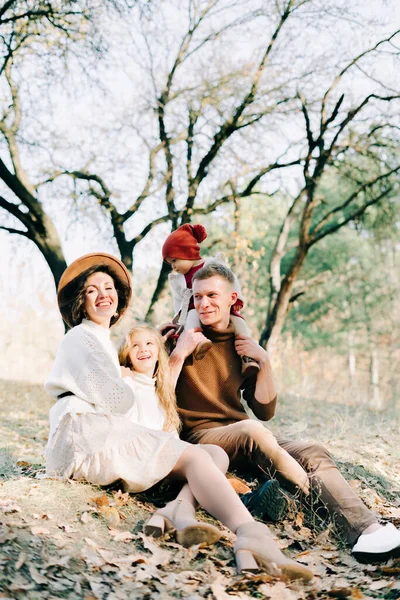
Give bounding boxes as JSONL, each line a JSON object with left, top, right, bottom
{"left": 84, "top": 271, "right": 118, "bottom": 328}
{"left": 128, "top": 330, "right": 159, "bottom": 377}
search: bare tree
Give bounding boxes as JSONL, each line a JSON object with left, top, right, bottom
{"left": 0, "top": 0, "right": 145, "bottom": 284}
{"left": 0, "top": 0, "right": 398, "bottom": 349}
{"left": 259, "top": 30, "right": 400, "bottom": 348}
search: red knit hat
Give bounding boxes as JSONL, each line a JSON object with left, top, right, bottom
{"left": 162, "top": 224, "right": 207, "bottom": 261}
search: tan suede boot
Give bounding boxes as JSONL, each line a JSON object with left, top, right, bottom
{"left": 193, "top": 339, "right": 212, "bottom": 360}
{"left": 144, "top": 498, "right": 221, "bottom": 547}
{"left": 234, "top": 521, "right": 313, "bottom": 582}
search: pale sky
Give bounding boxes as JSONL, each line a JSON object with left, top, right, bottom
{"left": 1, "top": 0, "right": 399, "bottom": 381}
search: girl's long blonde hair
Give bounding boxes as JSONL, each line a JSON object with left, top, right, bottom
{"left": 118, "top": 324, "right": 181, "bottom": 433}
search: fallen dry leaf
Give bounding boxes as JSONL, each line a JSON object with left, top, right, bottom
{"left": 99, "top": 505, "right": 120, "bottom": 527}
{"left": 97, "top": 548, "right": 147, "bottom": 568}
{"left": 328, "top": 587, "right": 355, "bottom": 598}
{"left": 80, "top": 511, "right": 92, "bottom": 524}
{"left": 227, "top": 476, "right": 251, "bottom": 494}
{"left": 90, "top": 494, "right": 110, "bottom": 508}
{"left": 368, "top": 579, "right": 391, "bottom": 591}
{"left": 351, "top": 589, "right": 365, "bottom": 599}
{"left": 28, "top": 565, "right": 48, "bottom": 585}
{"left": 210, "top": 573, "right": 232, "bottom": 600}
{"left": 259, "top": 581, "right": 302, "bottom": 600}
{"left": 0, "top": 499, "right": 21, "bottom": 513}
{"left": 58, "top": 522, "right": 77, "bottom": 533}
{"left": 27, "top": 484, "right": 40, "bottom": 496}
{"left": 89, "top": 494, "right": 121, "bottom": 526}
{"left": 30, "top": 525, "right": 50, "bottom": 535}
{"left": 380, "top": 565, "right": 400, "bottom": 574}
{"left": 112, "top": 490, "right": 130, "bottom": 506}
{"left": 14, "top": 551, "right": 26, "bottom": 571}
{"left": 138, "top": 532, "right": 173, "bottom": 566}
{"left": 294, "top": 512, "right": 305, "bottom": 529}
{"left": 16, "top": 460, "right": 31, "bottom": 467}
{"left": 108, "top": 528, "right": 135, "bottom": 542}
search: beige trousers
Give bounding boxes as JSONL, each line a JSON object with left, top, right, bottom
{"left": 188, "top": 420, "right": 377, "bottom": 542}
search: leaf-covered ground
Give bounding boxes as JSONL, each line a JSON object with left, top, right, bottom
{"left": 0, "top": 379, "right": 399, "bottom": 599}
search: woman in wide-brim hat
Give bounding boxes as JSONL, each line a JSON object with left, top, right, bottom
{"left": 44, "top": 253, "right": 313, "bottom": 581}
{"left": 46, "top": 251, "right": 196, "bottom": 495}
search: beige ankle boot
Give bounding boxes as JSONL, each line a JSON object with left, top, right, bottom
{"left": 193, "top": 339, "right": 212, "bottom": 360}
{"left": 241, "top": 355, "right": 260, "bottom": 377}
{"left": 234, "top": 521, "right": 313, "bottom": 582}
{"left": 144, "top": 498, "right": 221, "bottom": 548}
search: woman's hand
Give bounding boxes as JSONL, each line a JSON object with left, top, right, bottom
{"left": 120, "top": 366, "right": 132, "bottom": 378}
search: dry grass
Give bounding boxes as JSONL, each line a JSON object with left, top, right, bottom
{"left": 0, "top": 379, "right": 399, "bottom": 599}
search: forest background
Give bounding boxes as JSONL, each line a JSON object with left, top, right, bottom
{"left": 0, "top": 0, "right": 399, "bottom": 417}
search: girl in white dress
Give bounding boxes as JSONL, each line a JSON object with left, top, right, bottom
{"left": 44, "top": 252, "right": 313, "bottom": 581}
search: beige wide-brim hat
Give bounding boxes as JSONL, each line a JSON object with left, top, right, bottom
{"left": 57, "top": 252, "right": 132, "bottom": 327}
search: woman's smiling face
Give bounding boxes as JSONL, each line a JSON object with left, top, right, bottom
{"left": 128, "top": 329, "right": 159, "bottom": 377}
{"left": 84, "top": 271, "right": 118, "bottom": 328}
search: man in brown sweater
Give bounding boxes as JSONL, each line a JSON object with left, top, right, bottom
{"left": 169, "top": 262, "right": 400, "bottom": 561}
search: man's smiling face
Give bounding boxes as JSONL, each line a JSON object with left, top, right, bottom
{"left": 192, "top": 275, "right": 237, "bottom": 331}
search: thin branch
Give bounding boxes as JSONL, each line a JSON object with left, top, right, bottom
{"left": 310, "top": 188, "right": 395, "bottom": 247}
{"left": 192, "top": 6, "right": 292, "bottom": 192}
{"left": 0, "top": 224, "right": 31, "bottom": 238}
{"left": 310, "top": 166, "right": 400, "bottom": 240}
{"left": 321, "top": 29, "right": 400, "bottom": 125}
{"left": 131, "top": 215, "right": 172, "bottom": 246}
{"left": 0, "top": 1, "right": 19, "bottom": 19}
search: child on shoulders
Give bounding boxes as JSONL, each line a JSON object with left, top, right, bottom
{"left": 162, "top": 223, "right": 259, "bottom": 376}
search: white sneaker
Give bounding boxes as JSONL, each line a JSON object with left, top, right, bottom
{"left": 352, "top": 523, "right": 400, "bottom": 556}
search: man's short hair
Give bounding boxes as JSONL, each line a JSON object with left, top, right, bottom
{"left": 192, "top": 262, "right": 235, "bottom": 285}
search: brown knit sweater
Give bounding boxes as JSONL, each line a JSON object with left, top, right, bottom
{"left": 176, "top": 324, "right": 274, "bottom": 439}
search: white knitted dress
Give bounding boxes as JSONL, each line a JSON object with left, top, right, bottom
{"left": 45, "top": 319, "right": 188, "bottom": 492}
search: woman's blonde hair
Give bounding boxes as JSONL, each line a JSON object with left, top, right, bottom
{"left": 118, "top": 324, "right": 181, "bottom": 433}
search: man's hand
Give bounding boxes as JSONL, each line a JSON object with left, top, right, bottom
{"left": 169, "top": 328, "right": 209, "bottom": 387}
{"left": 234, "top": 335, "right": 269, "bottom": 364}
{"left": 121, "top": 366, "right": 132, "bottom": 378}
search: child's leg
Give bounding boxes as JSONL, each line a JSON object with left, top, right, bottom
{"left": 230, "top": 314, "right": 251, "bottom": 337}
{"left": 248, "top": 424, "right": 309, "bottom": 494}
{"left": 230, "top": 315, "right": 260, "bottom": 375}
{"left": 185, "top": 308, "right": 212, "bottom": 360}
{"left": 184, "top": 308, "right": 202, "bottom": 330}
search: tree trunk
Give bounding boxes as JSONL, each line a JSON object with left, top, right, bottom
{"left": 348, "top": 331, "right": 357, "bottom": 386}
{"left": 260, "top": 247, "right": 307, "bottom": 350}
{"left": 369, "top": 345, "right": 383, "bottom": 411}
{"left": 145, "top": 261, "right": 170, "bottom": 323}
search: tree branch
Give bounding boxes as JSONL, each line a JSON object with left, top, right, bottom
{"left": 309, "top": 187, "right": 395, "bottom": 247}
{"left": 188, "top": 3, "right": 293, "bottom": 204}
{"left": 310, "top": 166, "right": 400, "bottom": 241}
{"left": 0, "top": 224, "right": 31, "bottom": 238}
{"left": 321, "top": 29, "right": 400, "bottom": 125}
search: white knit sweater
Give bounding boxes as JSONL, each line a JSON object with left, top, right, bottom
{"left": 45, "top": 319, "right": 136, "bottom": 445}
{"left": 123, "top": 372, "right": 167, "bottom": 431}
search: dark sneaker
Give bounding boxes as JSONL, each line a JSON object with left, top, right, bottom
{"left": 240, "top": 479, "right": 288, "bottom": 522}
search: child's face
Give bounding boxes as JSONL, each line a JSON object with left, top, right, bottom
{"left": 165, "top": 257, "right": 195, "bottom": 275}
{"left": 128, "top": 330, "right": 159, "bottom": 377}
